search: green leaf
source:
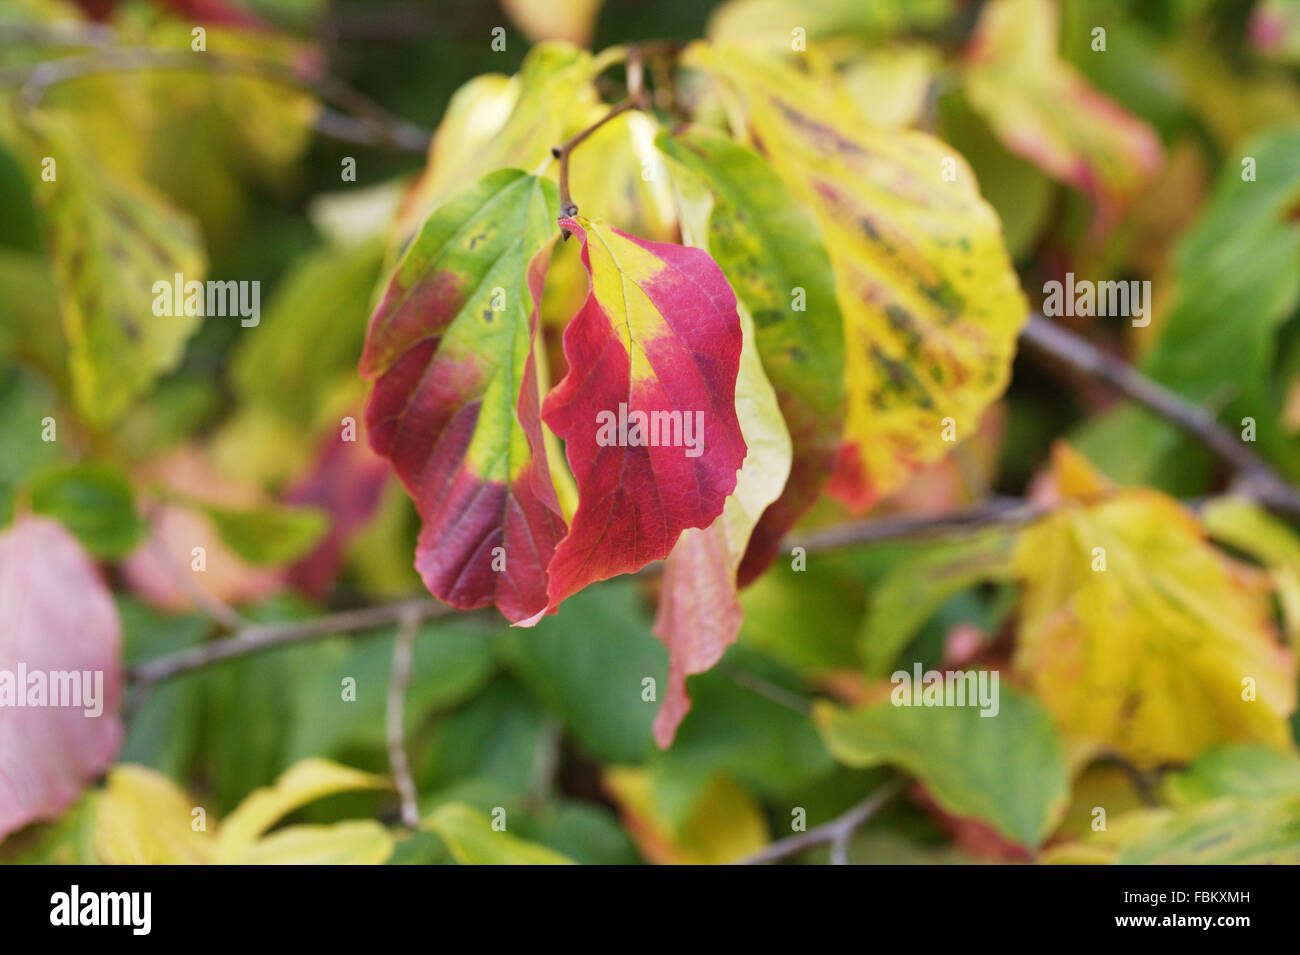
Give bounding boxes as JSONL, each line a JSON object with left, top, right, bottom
{"left": 513, "top": 802, "right": 642, "bottom": 865}
{"left": 286, "top": 620, "right": 497, "bottom": 763}
{"left": 858, "top": 530, "right": 1017, "bottom": 677}
{"left": 656, "top": 126, "right": 844, "bottom": 579}
{"left": 814, "top": 686, "right": 1068, "bottom": 847}
{"left": 1162, "top": 745, "right": 1300, "bottom": 806}
{"left": 14, "top": 115, "right": 206, "bottom": 427}
{"left": 200, "top": 500, "right": 329, "bottom": 566}
{"left": 654, "top": 650, "right": 835, "bottom": 799}
{"left": 28, "top": 463, "right": 145, "bottom": 559}
{"left": 0, "top": 367, "right": 66, "bottom": 525}
{"left": 0, "top": 251, "right": 64, "bottom": 384}
{"left": 1116, "top": 797, "right": 1300, "bottom": 864}
{"left": 414, "top": 677, "right": 552, "bottom": 812}
{"left": 423, "top": 803, "right": 575, "bottom": 865}
{"left": 117, "top": 596, "right": 206, "bottom": 779}
{"left": 0, "top": 137, "right": 42, "bottom": 254}
{"left": 501, "top": 582, "right": 666, "bottom": 764}
{"left": 1075, "top": 125, "right": 1300, "bottom": 484}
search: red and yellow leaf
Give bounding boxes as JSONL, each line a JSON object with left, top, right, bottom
{"left": 963, "top": 0, "right": 1163, "bottom": 224}
{"left": 650, "top": 159, "right": 793, "bottom": 746}
{"left": 531, "top": 215, "right": 747, "bottom": 619}
{"left": 656, "top": 127, "right": 843, "bottom": 585}
{"left": 685, "top": 42, "right": 1027, "bottom": 513}
{"left": 361, "top": 169, "right": 564, "bottom": 623}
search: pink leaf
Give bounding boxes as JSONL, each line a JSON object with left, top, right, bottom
{"left": 0, "top": 516, "right": 124, "bottom": 839}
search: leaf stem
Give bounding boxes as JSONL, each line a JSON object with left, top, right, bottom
{"left": 552, "top": 47, "right": 648, "bottom": 228}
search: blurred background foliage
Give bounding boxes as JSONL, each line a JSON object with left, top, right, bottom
{"left": 3, "top": 0, "right": 1300, "bottom": 864}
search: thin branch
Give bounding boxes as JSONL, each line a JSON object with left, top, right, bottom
{"left": 127, "top": 597, "right": 454, "bottom": 687}
{"left": 785, "top": 497, "right": 1045, "bottom": 554}
{"left": 720, "top": 663, "right": 813, "bottom": 715}
{"left": 122, "top": 315, "right": 1300, "bottom": 688}
{"left": 733, "top": 778, "right": 906, "bottom": 865}
{"left": 122, "top": 504, "right": 1043, "bottom": 689}
{"left": 0, "top": 47, "right": 431, "bottom": 152}
{"left": 386, "top": 607, "right": 421, "bottom": 829}
{"left": 1020, "top": 313, "right": 1300, "bottom": 518}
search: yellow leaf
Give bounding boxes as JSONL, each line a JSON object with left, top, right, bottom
{"left": 1042, "top": 440, "right": 1113, "bottom": 499}
{"left": 8, "top": 113, "right": 206, "bottom": 427}
{"left": 706, "top": 0, "right": 952, "bottom": 56}
{"left": 1014, "top": 450, "right": 1296, "bottom": 766}
{"left": 94, "top": 766, "right": 215, "bottom": 865}
{"left": 963, "top": 0, "right": 1162, "bottom": 219}
{"left": 685, "top": 41, "right": 1027, "bottom": 511}
{"left": 391, "top": 43, "right": 595, "bottom": 246}
{"left": 502, "top": 0, "right": 605, "bottom": 46}
{"left": 223, "top": 821, "right": 395, "bottom": 865}
{"left": 604, "top": 768, "right": 768, "bottom": 864}
{"left": 422, "top": 804, "right": 575, "bottom": 865}
{"left": 1202, "top": 495, "right": 1300, "bottom": 647}
{"left": 216, "top": 758, "right": 390, "bottom": 861}
{"left": 1040, "top": 806, "right": 1172, "bottom": 864}
{"left": 839, "top": 45, "right": 938, "bottom": 128}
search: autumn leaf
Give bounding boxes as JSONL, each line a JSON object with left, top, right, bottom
{"left": 568, "top": 110, "right": 677, "bottom": 243}
{"left": 120, "top": 446, "right": 286, "bottom": 612}
{"left": 656, "top": 127, "right": 843, "bottom": 585}
{"left": 94, "top": 760, "right": 393, "bottom": 865}
{"left": 531, "top": 215, "right": 747, "bottom": 621}
{"left": 962, "top": 0, "right": 1163, "bottom": 224}
{"left": 649, "top": 154, "right": 792, "bottom": 746}
{"left": 1014, "top": 445, "right": 1297, "bottom": 766}
{"left": 94, "top": 765, "right": 215, "bottom": 865}
{"left": 0, "top": 516, "right": 124, "bottom": 840}
{"left": 9, "top": 115, "right": 206, "bottom": 428}
{"left": 1046, "top": 747, "right": 1300, "bottom": 864}
{"left": 284, "top": 427, "right": 392, "bottom": 600}
{"left": 685, "top": 41, "right": 1027, "bottom": 513}
{"left": 215, "top": 758, "right": 390, "bottom": 860}
{"left": 814, "top": 687, "right": 1068, "bottom": 849}
{"left": 361, "top": 169, "right": 564, "bottom": 623}
{"left": 391, "top": 43, "right": 595, "bottom": 246}
{"left": 603, "top": 767, "right": 768, "bottom": 864}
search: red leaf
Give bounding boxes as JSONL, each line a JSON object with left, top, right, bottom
{"left": 651, "top": 523, "right": 742, "bottom": 747}
{"left": 524, "top": 216, "right": 746, "bottom": 620}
